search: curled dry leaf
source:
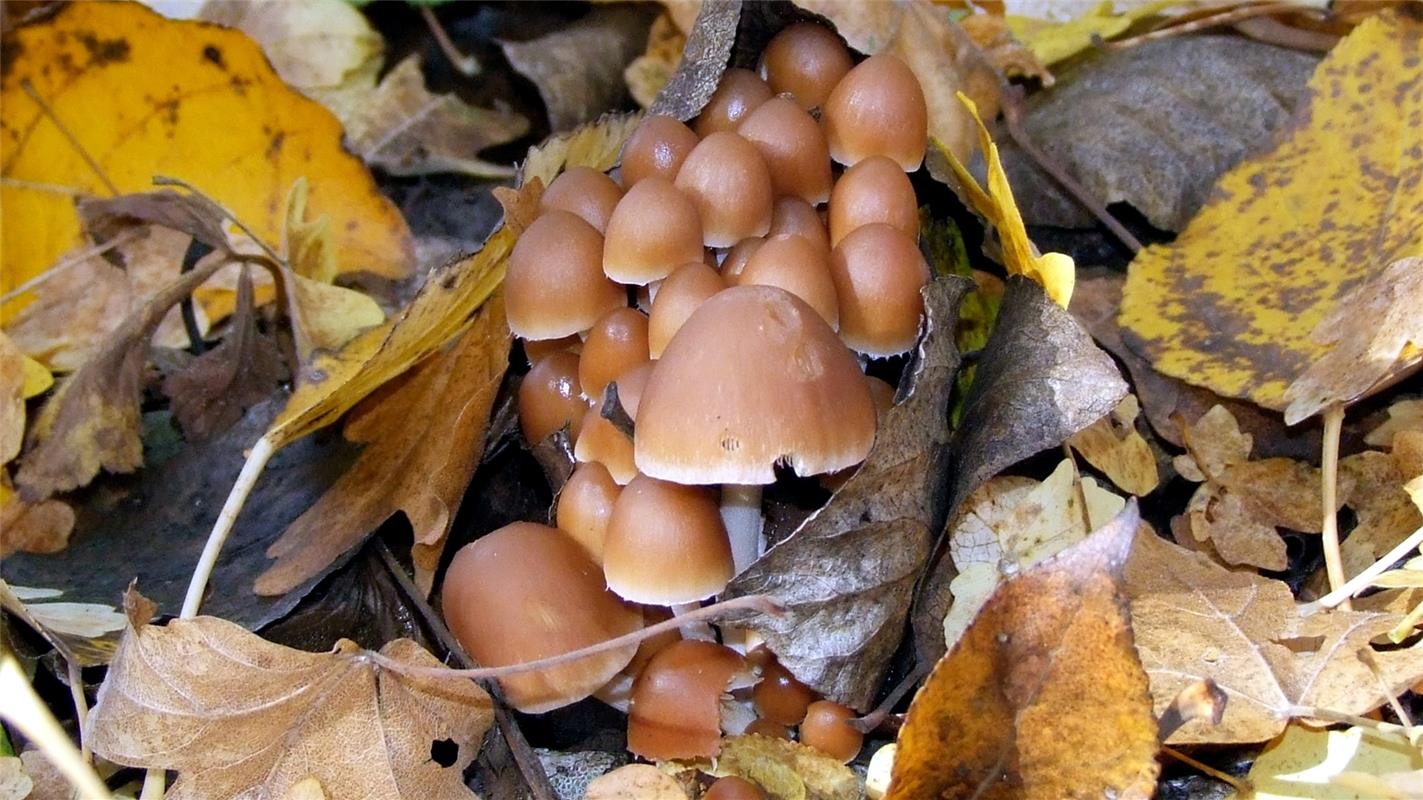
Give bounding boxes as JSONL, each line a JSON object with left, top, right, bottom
{"left": 90, "top": 608, "right": 492, "bottom": 800}
{"left": 1066, "top": 395, "right": 1159, "bottom": 496}
{"left": 888, "top": 503, "right": 1159, "bottom": 800}
{"left": 648, "top": 2, "right": 742, "bottom": 121}
{"left": 723, "top": 278, "right": 971, "bottom": 710}
{"left": 0, "top": 580, "right": 122, "bottom": 667}
{"left": 626, "top": 12, "right": 686, "bottom": 109}
{"left": 1125, "top": 527, "right": 1423, "bottom": 744}
{"left": 1121, "top": 9, "right": 1423, "bottom": 411}
{"left": 669, "top": 734, "right": 861, "bottom": 800}
{"left": 255, "top": 297, "right": 510, "bottom": 598}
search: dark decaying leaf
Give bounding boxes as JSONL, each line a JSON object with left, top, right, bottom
{"left": 723, "top": 277, "right": 971, "bottom": 711}
{"left": 913, "top": 276, "right": 1126, "bottom": 664}
{"left": 997, "top": 36, "right": 1317, "bottom": 232}
{"left": 502, "top": 5, "right": 659, "bottom": 132}
{"left": 887, "top": 503, "right": 1158, "bottom": 800}
{"left": 77, "top": 189, "right": 231, "bottom": 253}
{"left": 163, "top": 265, "right": 287, "bottom": 443}
{"left": 648, "top": 1, "right": 742, "bottom": 121}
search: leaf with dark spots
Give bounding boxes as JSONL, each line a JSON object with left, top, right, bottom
{"left": 502, "top": 5, "right": 658, "bottom": 132}
{"left": 163, "top": 266, "right": 286, "bottom": 443}
{"left": 723, "top": 277, "right": 972, "bottom": 711}
{"left": 997, "top": 36, "right": 1317, "bottom": 232}
{"left": 912, "top": 276, "right": 1125, "bottom": 665}
{"left": 887, "top": 503, "right": 1159, "bottom": 800}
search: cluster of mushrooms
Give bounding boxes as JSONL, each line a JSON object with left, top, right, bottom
{"left": 442, "top": 21, "right": 930, "bottom": 778}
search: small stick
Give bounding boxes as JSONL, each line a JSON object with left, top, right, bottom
{"left": 0, "top": 229, "right": 142, "bottom": 305}
{"left": 851, "top": 661, "right": 929, "bottom": 734}
{"left": 1103, "top": 3, "right": 1314, "bottom": 52}
{"left": 1161, "top": 747, "right": 1252, "bottom": 795}
{"left": 420, "top": 6, "right": 480, "bottom": 77}
{"left": 180, "top": 437, "right": 276, "bottom": 618}
{"left": 368, "top": 595, "right": 784, "bottom": 681}
{"left": 0, "top": 655, "right": 110, "bottom": 800}
{"left": 1360, "top": 650, "right": 1416, "bottom": 736}
{"left": 1319, "top": 404, "right": 1349, "bottom": 611}
{"left": 1286, "top": 704, "right": 1414, "bottom": 739}
{"left": 21, "top": 79, "right": 119, "bottom": 196}
{"left": 1302, "top": 522, "right": 1423, "bottom": 615}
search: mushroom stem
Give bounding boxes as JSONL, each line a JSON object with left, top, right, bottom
{"left": 721, "top": 483, "right": 765, "bottom": 575}
{"left": 672, "top": 602, "right": 717, "bottom": 641}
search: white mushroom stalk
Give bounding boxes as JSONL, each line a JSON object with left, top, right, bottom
{"left": 721, "top": 483, "right": 766, "bottom": 575}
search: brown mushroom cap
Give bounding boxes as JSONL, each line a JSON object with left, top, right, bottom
{"left": 752, "top": 658, "right": 817, "bottom": 725}
{"left": 603, "top": 475, "right": 734, "bottom": 604}
{"left": 828, "top": 155, "right": 920, "bottom": 247}
{"left": 540, "top": 166, "right": 623, "bottom": 234}
{"left": 744, "top": 719, "right": 792, "bottom": 740}
{"left": 828, "top": 223, "right": 930, "bottom": 356}
{"left": 768, "top": 196, "right": 830, "bottom": 252}
{"left": 737, "top": 235, "right": 840, "bottom": 329}
{"left": 603, "top": 176, "right": 705, "bottom": 285}
{"left": 675, "top": 132, "right": 774, "bottom": 247}
{"left": 518, "top": 351, "right": 588, "bottom": 445}
{"left": 759, "top": 22, "right": 853, "bottom": 110}
{"left": 634, "top": 285, "right": 876, "bottom": 485}
{"left": 579, "top": 307, "right": 651, "bottom": 398}
{"left": 822, "top": 54, "right": 928, "bottom": 170}
{"left": 799, "top": 700, "right": 864, "bottom": 762}
{"left": 507, "top": 210, "right": 626, "bottom": 339}
{"left": 706, "top": 777, "right": 768, "bottom": 800}
{"left": 524, "top": 334, "right": 582, "bottom": 366}
{"left": 736, "top": 97, "right": 833, "bottom": 205}
{"left": 628, "top": 640, "right": 750, "bottom": 760}
{"left": 648, "top": 261, "right": 726, "bottom": 359}
{"left": 556, "top": 462, "right": 623, "bottom": 565}
{"left": 441, "top": 522, "right": 642, "bottom": 713}
{"left": 719, "top": 237, "right": 765, "bottom": 284}
{"left": 620, "top": 114, "right": 699, "bottom": 188}
{"left": 694, "top": 68, "right": 773, "bottom": 137}
{"left": 574, "top": 362, "right": 652, "bottom": 484}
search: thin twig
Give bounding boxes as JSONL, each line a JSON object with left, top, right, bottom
{"left": 21, "top": 79, "right": 119, "bottom": 196}
{"left": 1360, "top": 650, "right": 1416, "bottom": 737}
{"left": 1103, "top": 3, "right": 1316, "bottom": 52}
{"left": 420, "top": 5, "right": 481, "bottom": 77}
{"left": 180, "top": 437, "right": 276, "bottom": 618}
{"left": 1287, "top": 705, "right": 1414, "bottom": 739}
{"left": 0, "top": 229, "right": 143, "bottom": 305}
{"left": 1320, "top": 404, "right": 1349, "bottom": 611}
{"left": 1161, "top": 747, "right": 1252, "bottom": 795}
{"left": 0, "top": 176, "right": 87, "bottom": 196}
{"left": 368, "top": 595, "right": 785, "bottom": 681}
{"left": 1303, "top": 522, "right": 1423, "bottom": 615}
{"left": 0, "top": 655, "right": 110, "bottom": 799}
{"left": 851, "top": 661, "right": 929, "bottom": 734}
{"left": 63, "top": 657, "right": 91, "bottom": 764}
{"left": 1000, "top": 86, "right": 1143, "bottom": 254}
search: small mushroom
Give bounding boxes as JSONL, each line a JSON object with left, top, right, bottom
{"left": 603, "top": 176, "right": 705, "bottom": 285}
{"left": 648, "top": 261, "right": 727, "bottom": 359}
{"left": 828, "top": 155, "right": 920, "bottom": 247}
{"left": 759, "top": 22, "right": 853, "bottom": 110}
{"left": 675, "top": 132, "right": 774, "bottom": 247}
{"left": 574, "top": 362, "right": 653, "bottom": 484}
{"left": 737, "top": 234, "right": 840, "bottom": 330}
{"left": 539, "top": 165, "right": 623, "bottom": 234}
{"left": 517, "top": 350, "right": 588, "bottom": 445}
{"left": 523, "top": 334, "right": 581, "bottom": 366}
{"left": 829, "top": 223, "right": 930, "bottom": 357}
{"left": 627, "top": 640, "right": 752, "bottom": 760}
{"left": 556, "top": 461, "right": 623, "bottom": 564}
{"left": 603, "top": 474, "right": 734, "bottom": 605}
{"left": 579, "top": 307, "right": 651, "bottom": 399}
{"left": 507, "top": 210, "right": 625, "bottom": 340}
{"left": 736, "top": 96, "right": 833, "bottom": 205}
{"left": 799, "top": 700, "right": 863, "bottom": 762}
{"left": 694, "top": 68, "right": 772, "bottom": 136}
{"left": 752, "top": 656, "right": 817, "bottom": 725}
{"left": 718, "top": 237, "right": 765, "bottom": 284}
{"left": 822, "top": 54, "right": 928, "bottom": 171}
{"left": 619, "top": 114, "right": 699, "bottom": 188}
{"left": 768, "top": 196, "right": 831, "bottom": 252}
{"left": 706, "top": 777, "right": 767, "bottom": 800}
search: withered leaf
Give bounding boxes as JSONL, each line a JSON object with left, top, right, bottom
{"left": 625, "top": 13, "right": 686, "bottom": 109}
{"left": 503, "top": 6, "right": 658, "bottom": 132}
{"left": 1125, "top": 527, "right": 1423, "bottom": 744}
{"left": 998, "top": 36, "right": 1317, "bottom": 232}
{"left": 670, "top": 734, "right": 860, "bottom": 800}
{"left": 15, "top": 255, "right": 227, "bottom": 500}
{"left": 648, "top": 1, "right": 742, "bottom": 121}
{"left": 0, "top": 580, "right": 121, "bottom": 667}
{"left": 1066, "top": 395, "right": 1159, "bottom": 496}
{"left": 1334, "top": 448, "right": 1423, "bottom": 581}
{"left": 585, "top": 764, "right": 688, "bottom": 800}
{"left": 887, "top": 502, "right": 1158, "bottom": 800}
{"left": 723, "top": 277, "right": 971, "bottom": 710}
{"left": 255, "top": 297, "right": 511, "bottom": 597}
{"left": 164, "top": 266, "right": 286, "bottom": 442}
{"left": 0, "top": 484, "right": 73, "bottom": 559}
{"left": 77, "top": 190, "right": 230, "bottom": 253}
{"left": 89, "top": 611, "right": 493, "bottom": 800}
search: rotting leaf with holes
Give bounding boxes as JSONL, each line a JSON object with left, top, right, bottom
{"left": 88, "top": 591, "right": 493, "bottom": 800}
{"left": 254, "top": 297, "right": 510, "bottom": 599}
{"left": 723, "top": 278, "right": 971, "bottom": 710}
{"left": 1120, "top": 9, "right": 1423, "bottom": 411}
{"left": 887, "top": 502, "right": 1158, "bottom": 800}
{"left": 0, "top": 1, "right": 413, "bottom": 322}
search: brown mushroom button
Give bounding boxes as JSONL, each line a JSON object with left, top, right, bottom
{"left": 506, "top": 210, "right": 625, "bottom": 340}
{"left": 759, "top": 22, "right": 853, "bottom": 110}
{"left": 579, "top": 307, "right": 651, "bottom": 398}
{"left": 620, "top": 114, "right": 699, "bottom": 188}
{"left": 628, "top": 640, "right": 750, "bottom": 760}
{"left": 694, "top": 68, "right": 773, "bottom": 136}
{"left": 539, "top": 166, "right": 623, "bottom": 234}
{"left": 603, "top": 176, "right": 705, "bottom": 285}
{"left": 556, "top": 462, "right": 623, "bottom": 565}
{"left": 705, "top": 776, "right": 768, "bottom": 800}
{"left": 768, "top": 196, "right": 831, "bottom": 252}
{"left": 574, "top": 362, "right": 652, "bottom": 484}
{"left": 828, "top": 223, "right": 930, "bottom": 357}
{"left": 675, "top": 132, "right": 774, "bottom": 248}
{"left": 517, "top": 351, "right": 588, "bottom": 445}
{"left": 737, "top": 234, "right": 840, "bottom": 330}
{"left": 648, "top": 261, "right": 726, "bottom": 359}
{"left": 752, "top": 658, "right": 817, "bottom": 725}
{"left": 603, "top": 474, "right": 734, "bottom": 604}
{"left": 799, "top": 700, "right": 864, "bottom": 762}
{"left": 736, "top": 96, "right": 833, "bottom": 205}
{"left": 828, "top": 155, "right": 920, "bottom": 247}
{"left": 821, "top": 53, "right": 928, "bottom": 171}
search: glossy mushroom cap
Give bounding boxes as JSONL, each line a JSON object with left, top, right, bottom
{"left": 799, "top": 700, "right": 864, "bottom": 762}
{"left": 759, "top": 22, "right": 853, "bottom": 110}
{"left": 518, "top": 351, "right": 588, "bottom": 445}
{"left": 736, "top": 97, "right": 833, "bottom": 205}
{"left": 628, "top": 640, "right": 751, "bottom": 760}
{"left": 675, "top": 132, "right": 774, "bottom": 247}
{"left": 604, "top": 475, "right": 734, "bottom": 604}
{"left": 507, "top": 210, "right": 626, "bottom": 339}
{"left": 752, "top": 658, "right": 817, "bottom": 725}
{"left": 441, "top": 523, "right": 642, "bottom": 713}
{"left": 822, "top": 54, "right": 928, "bottom": 170}
{"left": 574, "top": 362, "right": 652, "bottom": 484}
{"left": 828, "top": 155, "right": 920, "bottom": 247}
{"left": 737, "top": 235, "right": 839, "bottom": 329}
{"left": 744, "top": 719, "right": 791, "bottom": 740}
{"left": 648, "top": 261, "right": 726, "bottom": 359}
{"left": 829, "top": 223, "right": 931, "bottom": 357}
{"left": 579, "top": 307, "right": 651, "bottom": 398}
{"left": 694, "top": 68, "right": 773, "bottom": 136}
{"left": 556, "top": 462, "right": 623, "bottom": 564}
{"left": 620, "top": 114, "right": 699, "bottom": 188}
{"left": 705, "top": 777, "right": 768, "bottom": 800}
{"left": 635, "top": 285, "right": 877, "bottom": 485}
{"left": 524, "top": 334, "right": 581, "bottom": 366}
{"left": 603, "top": 177, "right": 705, "bottom": 285}
{"left": 539, "top": 166, "right": 623, "bottom": 234}
{"left": 768, "top": 197, "right": 830, "bottom": 252}
{"left": 719, "top": 237, "right": 765, "bottom": 284}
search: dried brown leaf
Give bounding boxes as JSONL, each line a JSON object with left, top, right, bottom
{"left": 1126, "top": 528, "right": 1423, "bottom": 744}
{"left": 671, "top": 734, "right": 861, "bottom": 800}
{"left": 0, "top": 333, "right": 23, "bottom": 463}
{"left": 1067, "top": 395, "right": 1159, "bottom": 496}
{"left": 648, "top": 1, "right": 741, "bottom": 121}
{"left": 0, "top": 484, "right": 73, "bottom": 558}
{"left": 888, "top": 503, "right": 1159, "bottom": 800}
{"left": 723, "top": 277, "right": 971, "bottom": 710}
{"left": 255, "top": 297, "right": 510, "bottom": 597}
{"left": 585, "top": 764, "right": 689, "bottom": 800}
{"left": 1332, "top": 449, "right": 1423, "bottom": 584}
{"left": 89, "top": 613, "right": 492, "bottom": 800}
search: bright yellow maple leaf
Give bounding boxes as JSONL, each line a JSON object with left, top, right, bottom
{"left": 0, "top": 2, "right": 412, "bottom": 322}
{"left": 1120, "top": 9, "right": 1423, "bottom": 412}
{"left": 938, "top": 92, "right": 1075, "bottom": 307}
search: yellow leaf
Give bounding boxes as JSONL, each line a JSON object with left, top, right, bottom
{"left": 0, "top": 2, "right": 413, "bottom": 321}
{"left": 936, "top": 93, "right": 1075, "bottom": 306}
{"left": 285, "top": 178, "right": 338, "bottom": 284}
{"left": 1247, "top": 723, "right": 1423, "bottom": 800}
{"left": 20, "top": 355, "right": 51, "bottom": 399}
{"left": 1067, "top": 395, "right": 1160, "bottom": 496}
{"left": 1006, "top": 1, "right": 1172, "bottom": 66}
{"left": 1120, "top": 9, "right": 1423, "bottom": 411}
